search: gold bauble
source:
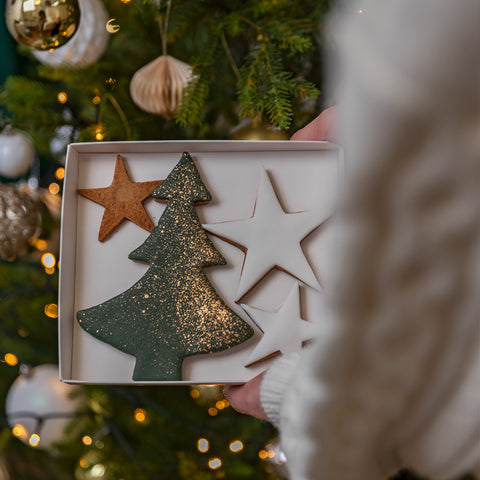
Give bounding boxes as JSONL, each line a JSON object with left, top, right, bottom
{"left": 130, "top": 55, "right": 193, "bottom": 120}
{"left": 5, "top": 0, "right": 80, "bottom": 51}
{"left": 231, "top": 115, "right": 289, "bottom": 140}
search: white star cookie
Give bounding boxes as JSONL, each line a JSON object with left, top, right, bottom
{"left": 203, "top": 168, "right": 329, "bottom": 300}
{"left": 242, "top": 282, "right": 317, "bottom": 366}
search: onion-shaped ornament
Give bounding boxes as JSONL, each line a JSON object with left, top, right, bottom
{"left": 5, "top": 0, "right": 80, "bottom": 51}
{"left": 130, "top": 55, "right": 193, "bottom": 120}
{"left": 32, "top": 0, "right": 109, "bottom": 68}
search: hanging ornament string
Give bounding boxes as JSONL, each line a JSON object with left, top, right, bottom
{"left": 157, "top": 0, "right": 172, "bottom": 56}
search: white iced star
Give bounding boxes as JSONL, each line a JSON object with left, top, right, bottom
{"left": 242, "top": 283, "right": 317, "bottom": 366}
{"left": 203, "top": 168, "right": 329, "bottom": 300}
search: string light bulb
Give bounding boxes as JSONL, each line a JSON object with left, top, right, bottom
{"left": 259, "top": 449, "right": 268, "bottom": 460}
{"left": 29, "top": 433, "right": 41, "bottom": 447}
{"left": 229, "top": 440, "right": 244, "bottom": 452}
{"left": 55, "top": 167, "right": 65, "bottom": 180}
{"left": 208, "top": 458, "right": 222, "bottom": 470}
{"left": 197, "top": 438, "right": 209, "bottom": 452}
{"left": 190, "top": 388, "right": 200, "bottom": 399}
{"left": 49, "top": 182, "right": 60, "bottom": 195}
{"left": 44, "top": 303, "right": 58, "bottom": 318}
{"left": 95, "top": 128, "right": 105, "bottom": 141}
{"left": 57, "top": 92, "right": 68, "bottom": 104}
{"left": 12, "top": 423, "right": 27, "bottom": 439}
{"left": 41, "top": 253, "right": 56, "bottom": 268}
{"left": 134, "top": 408, "right": 147, "bottom": 422}
{"left": 4, "top": 353, "right": 18, "bottom": 366}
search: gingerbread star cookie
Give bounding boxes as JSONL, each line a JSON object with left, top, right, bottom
{"left": 77, "top": 155, "right": 163, "bottom": 242}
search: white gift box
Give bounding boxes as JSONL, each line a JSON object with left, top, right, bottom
{"left": 59, "top": 140, "right": 342, "bottom": 384}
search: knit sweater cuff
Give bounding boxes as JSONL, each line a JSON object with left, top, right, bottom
{"left": 260, "top": 352, "right": 302, "bottom": 427}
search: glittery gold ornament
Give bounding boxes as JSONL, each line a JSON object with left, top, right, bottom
{"left": 32, "top": 0, "right": 108, "bottom": 67}
{"left": 77, "top": 152, "right": 254, "bottom": 381}
{"left": 0, "top": 184, "right": 42, "bottom": 260}
{"left": 231, "top": 115, "right": 289, "bottom": 140}
{"left": 129, "top": 55, "right": 193, "bottom": 119}
{"left": 5, "top": 0, "right": 80, "bottom": 51}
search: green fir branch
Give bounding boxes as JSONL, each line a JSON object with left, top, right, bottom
{"left": 175, "top": 38, "right": 220, "bottom": 127}
{"left": 237, "top": 42, "right": 318, "bottom": 130}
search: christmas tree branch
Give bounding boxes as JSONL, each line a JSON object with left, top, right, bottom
{"left": 220, "top": 33, "right": 240, "bottom": 81}
{"left": 103, "top": 93, "right": 133, "bottom": 140}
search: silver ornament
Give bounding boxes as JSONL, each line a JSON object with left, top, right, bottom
{"left": 0, "top": 184, "right": 42, "bottom": 260}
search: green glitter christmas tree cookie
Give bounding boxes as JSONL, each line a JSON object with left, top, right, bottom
{"left": 76, "top": 152, "right": 254, "bottom": 381}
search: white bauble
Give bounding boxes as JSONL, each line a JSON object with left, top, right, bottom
{"left": 0, "top": 129, "right": 35, "bottom": 178}
{"left": 33, "top": 0, "right": 109, "bottom": 68}
{"left": 6, "top": 364, "right": 81, "bottom": 449}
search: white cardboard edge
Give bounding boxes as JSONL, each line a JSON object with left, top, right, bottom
{"left": 58, "top": 140, "right": 342, "bottom": 385}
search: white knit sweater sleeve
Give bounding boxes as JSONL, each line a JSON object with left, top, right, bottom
{"left": 260, "top": 352, "right": 303, "bottom": 428}
{"left": 257, "top": 1, "right": 480, "bottom": 479}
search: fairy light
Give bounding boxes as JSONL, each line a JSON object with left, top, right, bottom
{"left": 190, "top": 388, "right": 200, "bottom": 399}
{"left": 49, "top": 182, "right": 60, "bottom": 195}
{"left": 4, "top": 353, "right": 18, "bottom": 366}
{"left": 55, "top": 167, "right": 65, "bottom": 180}
{"left": 57, "top": 92, "right": 68, "bottom": 104}
{"left": 105, "top": 77, "right": 117, "bottom": 89}
{"left": 12, "top": 424, "right": 27, "bottom": 439}
{"left": 197, "top": 438, "right": 209, "bottom": 453}
{"left": 229, "top": 440, "right": 244, "bottom": 453}
{"left": 134, "top": 408, "right": 147, "bottom": 422}
{"left": 92, "top": 95, "right": 101, "bottom": 105}
{"left": 95, "top": 128, "right": 105, "bottom": 141}
{"left": 79, "top": 457, "right": 89, "bottom": 468}
{"left": 216, "top": 400, "right": 229, "bottom": 410}
{"left": 44, "top": 303, "right": 58, "bottom": 318}
{"left": 41, "top": 253, "right": 56, "bottom": 268}
{"left": 32, "top": 238, "right": 48, "bottom": 251}
{"left": 29, "top": 433, "right": 41, "bottom": 447}
{"left": 208, "top": 458, "right": 222, "bottom": 470}
{"left": 259, "top": 449, "right": 268, "bottom": 460}
{"left": 82, "top": 435, "right": 93, "bottom": 446}
{"left": 207, "top": 407, "right": 218, "bottom": 417}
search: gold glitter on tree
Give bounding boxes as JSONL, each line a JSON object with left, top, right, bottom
{"left": 76, "top": 152, "right": 253, "bottom": 380}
